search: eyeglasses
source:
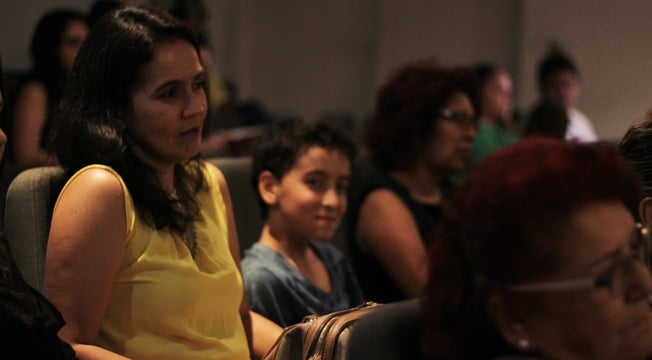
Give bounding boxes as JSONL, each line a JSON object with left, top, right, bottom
{"left": 506, "top": 223, "right": 652, "bottom": 297}
{"left": 437, "top": 109, "right": 478, "bottom": 130}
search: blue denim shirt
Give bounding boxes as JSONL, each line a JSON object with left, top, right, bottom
{"left": 242, "top": 242, "right": 364, "bottom": 327}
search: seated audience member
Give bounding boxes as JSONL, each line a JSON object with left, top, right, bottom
{"left": 0, "top": 61, "right": 7, "bottom": 167}
{"left": 0, "top": 58, "right": 74, "bottom": 359}
{"left": 524, "top": 101, "right": 569, "bottom": 139}
{"left": 243, "top": 118, "right": 363, "bottom": 327}
{"left": 11, "top": 8, "right": 88, "bottom": 170}
{"left": 348, "top": 138, "right": 652, "bottom": 359}
{"left": 345, "top": 59, "right": 477, "bottom": 302}
{"left": 464, "top": 64, "right": 519, "bottom": 169}
{"left": 537, "top": 49, "right": 598, "bottom": 142}
{"left": 42, "top": 6, "right": 280, "bottom": 359}
{"left": 619, "top": 117, "right": 652, "bottom": 225}
{"left": 0, "top": 232, "right": 76, "bottom": 359}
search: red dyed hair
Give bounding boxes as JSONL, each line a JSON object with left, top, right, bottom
{"left": 365, "top": 58, "right": 477, "bottom": 172}
{"left": 421, "top": 138, "right": 641, "bottom": 359}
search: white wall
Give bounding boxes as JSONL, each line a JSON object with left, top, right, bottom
{"left": 1, "top": 0, "right": 89, "bottom": 70}
{"left": 212, "top": 0, "right": 378, "bottom": 122}
{"left": 374, "top": 0, "right": 519, "bottom": 88}
{"left": 518, "top": 0, "right": 652, "bottom": 140}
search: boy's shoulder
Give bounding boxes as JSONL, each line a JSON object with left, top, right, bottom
{"left": 242, "top": 243, "right": 297, "bottom": 279}
{"left": 242, "top": 243, "right": 278, "bottom": 267}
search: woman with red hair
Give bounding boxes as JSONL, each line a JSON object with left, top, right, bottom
{"left": 348, "top": 138, "right": 652, "bottom": 359}
{"left": 423, "top": 138, "right": 652, "bottom": 359}
{"left": 346, "top": 59, "right": 477, "bottom": 303}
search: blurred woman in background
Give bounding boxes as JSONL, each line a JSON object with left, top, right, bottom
{"left": 11, "top": 8, "right": 87, "bottom": 170}
{"left": 346, "top": 59, "right": 477, "bottom": 302}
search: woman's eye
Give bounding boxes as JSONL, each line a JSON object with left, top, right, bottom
{"left": 193, "top": 79, "right": 206, "bottom": 90}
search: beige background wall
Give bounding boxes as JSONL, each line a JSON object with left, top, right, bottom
{"left": 1, "top": 0, "right": 650, "bottom": 140}
{"left": 517, "top": 0, "right": 652, "bottom": 140}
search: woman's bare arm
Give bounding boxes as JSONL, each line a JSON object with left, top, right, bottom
{"left": 356, "top": 189, "right": 429, "bottom": 298}
{"left": 12, "top": 81, "right": 58, "bottom": 169}
{"left": 44, "top": 168, "right": 128, "bottom": 359}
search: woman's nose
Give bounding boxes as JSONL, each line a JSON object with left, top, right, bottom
{"left": 184, "top": 91, "right": 207, "bottom": 118}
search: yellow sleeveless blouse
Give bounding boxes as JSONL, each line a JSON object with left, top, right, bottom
{"left": 58, "top": 164, "right": 249, "bottom": 359}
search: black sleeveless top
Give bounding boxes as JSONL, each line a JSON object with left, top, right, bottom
{"left": 0, "top": 233, "right": 76, "bottom": 359}
{"left": 345, "top": 162, "right": 444, "bottom": 303}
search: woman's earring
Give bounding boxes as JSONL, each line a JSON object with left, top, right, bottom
{"left": 517, "top": 338, "right": 530, "bottom": 351}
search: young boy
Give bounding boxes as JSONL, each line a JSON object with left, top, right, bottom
{"left": 242, "top": 118, "right": 363, "bottom": 327}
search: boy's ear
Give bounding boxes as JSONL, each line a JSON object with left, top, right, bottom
{"left": 639, "top": 197, "right": 652, "bottom": 226}
{"left": 258, "top": 170, "right": 280, "bottom": 206}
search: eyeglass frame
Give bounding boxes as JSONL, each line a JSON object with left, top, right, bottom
{"left": 487, "top": 223, "right": 652, "bottom": 295}
{"left": 436, "top": 109, "right": 478, "bottom": 130}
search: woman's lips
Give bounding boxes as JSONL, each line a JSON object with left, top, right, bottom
{"left": 181, "top": 127, "right": 201, "bottom": 137}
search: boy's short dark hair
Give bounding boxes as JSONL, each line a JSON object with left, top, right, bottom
{"left": 537, "top": 51, "right": 578, "bottom": 91}
{"left": 251, "top": 118, "right": 357, "bottom": 218}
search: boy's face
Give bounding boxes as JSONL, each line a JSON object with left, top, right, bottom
{"left": 269, "top": 146, "right": 350, "bottom": 242}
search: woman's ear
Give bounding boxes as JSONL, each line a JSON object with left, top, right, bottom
{"left": 486, "top": 292, "right": 531, "bottom": 351}
{"left": 639, "top": 197, "right": 652, "bottom": 226}
{"left": 258, "top": 170, "right": 279, "bottom": 206}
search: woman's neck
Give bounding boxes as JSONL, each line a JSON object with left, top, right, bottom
{"left": 157, "top": 169, "right": 176, "bottom": 193}
{"left": 389, "top": 166, "right": 442, "bottom": 205}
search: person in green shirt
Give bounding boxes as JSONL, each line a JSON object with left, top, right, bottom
{"left": 455, "top": 64, "right": 519, "bottom": 182}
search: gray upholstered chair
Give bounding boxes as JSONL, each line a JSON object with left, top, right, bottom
{"left": 3, "top": 159, "right": 263, "bottom": 291}
{"left": 3, "top": 166, "right": 65, "bottom": 291}
{"left": 346, "top": 299, "right": 424, "bottom": 360}
{"left": 209, "top": 157, "right": 263, "bottom": 253}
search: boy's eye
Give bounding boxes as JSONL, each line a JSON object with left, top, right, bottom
{"left": 305, "top": 178, "right": 322, "bottom": 188}
{"left": 159, "top": 87, "right": 175, "bottom": 99}
{"left": 336, "top": 182, "right": 349, "bottom": 194}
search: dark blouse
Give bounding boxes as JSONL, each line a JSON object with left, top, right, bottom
{"left": 0, "top": 232, "right": 76, "bottom": 359}
{"left": 345, "top": 161, "right": 444, "bottom": 303}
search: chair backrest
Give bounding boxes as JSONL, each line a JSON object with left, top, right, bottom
{"left": 3, "top": 160, "right": 262, "bottom": 290}
{"left": 346, "top": 298, "right": 424, "bottom": 360}
{"left": 4, "top": 166, "right": 64, "bottom": 291}
{"left": 209, "top": 157, "right": 263, "bottom": 253}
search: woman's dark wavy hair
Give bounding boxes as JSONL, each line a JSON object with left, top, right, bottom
{"left": 29, "top": 9, "right": 87, "bottom": 109}
{"left": 365, "top": 58, "right": 477, "bottom": 172}
{"left": 421, "top": 138, "right": 641, "bottom": 359}
{"left": 53, "top": 5, "right": 204, "bottom": 236}
{"left": 619, "top": 117, "right": 652, "bottom": 199}
{"left": 251, "top": 117, "right": 357, "bottom": 219}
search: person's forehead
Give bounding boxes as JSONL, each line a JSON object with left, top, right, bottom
{"left": 556, "top": 203, "right": 634, "bottom": 273}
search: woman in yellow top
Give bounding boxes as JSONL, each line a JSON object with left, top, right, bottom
{"left": 43, "top": 5, "right": 280, "bottom": 359}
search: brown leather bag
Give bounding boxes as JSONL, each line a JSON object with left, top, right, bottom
{"left": 262, "top": 301, "right": 382, "bottom": 360}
